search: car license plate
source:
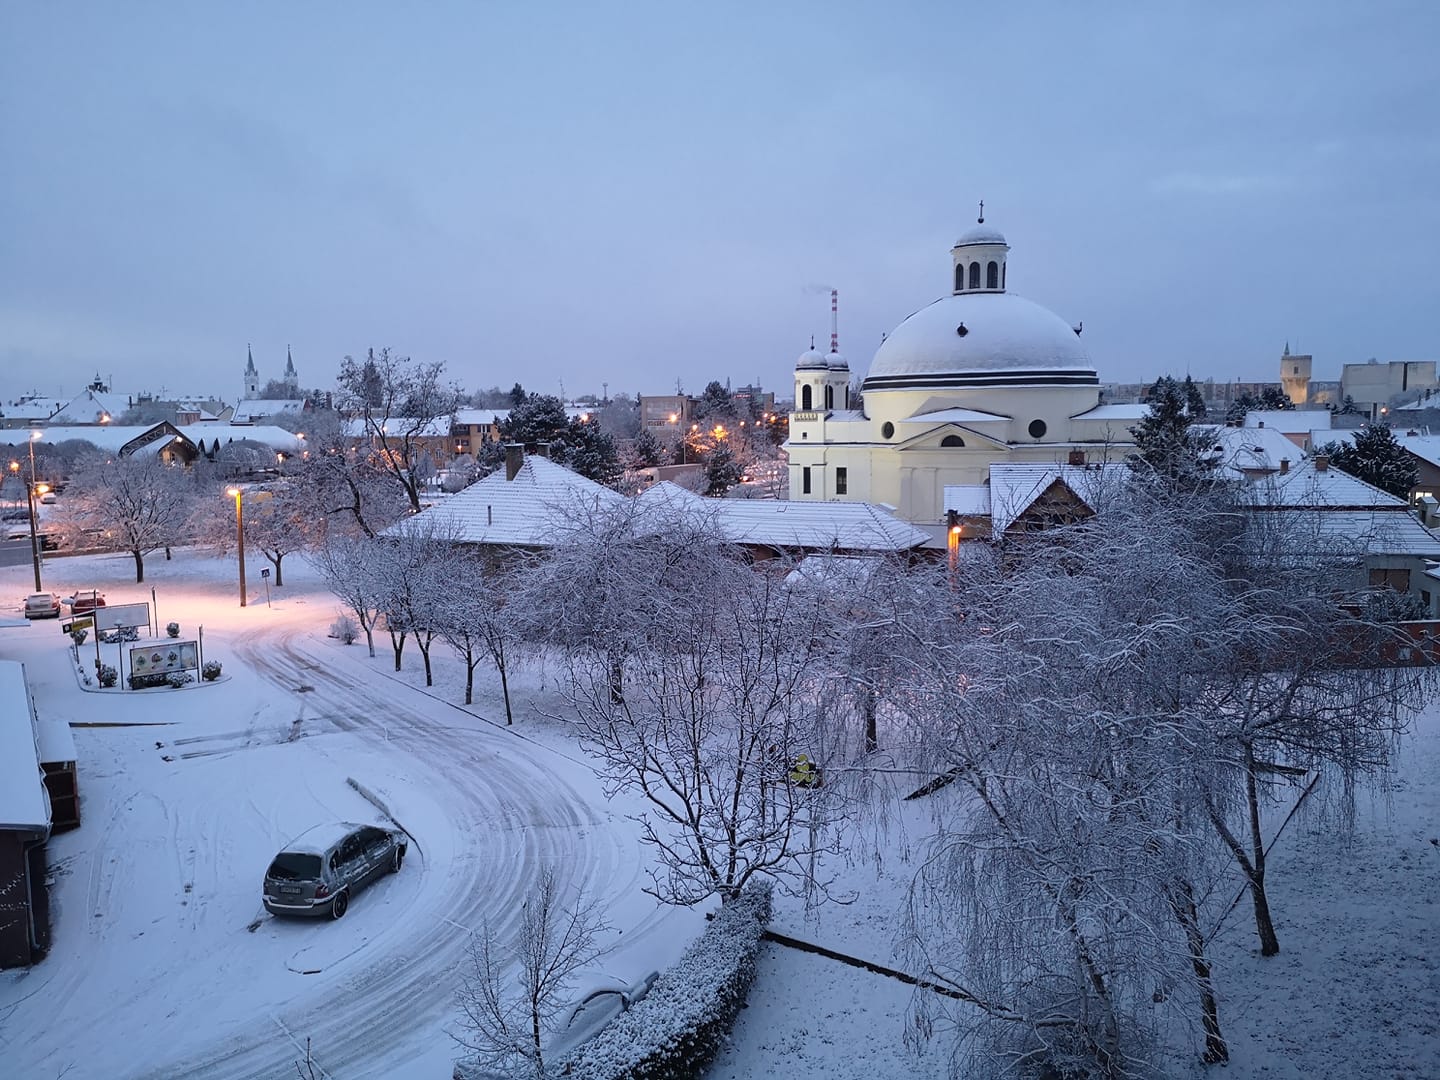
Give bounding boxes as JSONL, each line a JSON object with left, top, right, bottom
{"left": 281, "top": 885, "right": 301, "bottom": 895}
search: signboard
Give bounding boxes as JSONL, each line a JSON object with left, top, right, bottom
{"left": 129, "top": 640, "right": 198, "bottom": 678}
{"left": 94, "top": 603, "right": 151, "bottom": 632}
{"left": 62, "top": 617, "right": 94, "bottom": 635}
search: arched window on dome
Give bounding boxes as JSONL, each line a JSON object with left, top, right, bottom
{"left": 940, "top": 434, "right": 966, "bottom": 447}
{"left": 968, "top": 262, "right": 981, "bottom": 290}
{"left": 955, "top": 264, "right": 965, "bottom": 292}
{"left": 801, "top": 385, "right": 812, "bottom": 411}
{"left": 824, "top": 385, "right": 834, "bottom": 410}
{"left": 986, "top": 261, "right": 998, "bottom": 289}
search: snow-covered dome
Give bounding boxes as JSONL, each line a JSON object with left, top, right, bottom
{"left": 862, "top": 291, "right": 1095, "bottom": 391}
{"left": 954, "top": 223, "right": 1007, "bottom": 247}
{"left": 825, "top": 349, "right": 849, "bottom": 371}
{"left": 795, "top": 342, "right": 828, "bottom": 370}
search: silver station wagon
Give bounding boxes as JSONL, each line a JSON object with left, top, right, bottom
{"left": 262, "top": 822, "right": 407, "bottom": 919}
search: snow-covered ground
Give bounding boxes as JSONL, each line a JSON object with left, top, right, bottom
{"left": 1, "top": 547, "right": 1436, "bottom": 1079}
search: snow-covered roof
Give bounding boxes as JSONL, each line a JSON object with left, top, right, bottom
{"left": 898, "top": 406, "right": 1011, "bottom": 425}
{"left": 0, "top": 661, "right": 49, "bottom": 833}
{"left": 282, "top": 821, "right": 368, "bottom": 856}
{"left": 344, "top": 417, "right": 454, "bottom": 439}
{"left": 28, "top": 425, "right": 154, "bottom": 452}
{"left": 795, "top": 346, "right": 828, "bottom": 371}
{"left": 1280, "top": 510, "right": 1440, "bottom": 558}
{"left": 48, "top": 389, "right": 132, "bottom": 426}
{"left": 1398, "top": 434, "right": 1440, "bottom": 469}
{"left": 943, "top": 484, "right": 992, "bottom": 515}
{"left": 453, "top": 407, "right": 593, "bottom": 428}
{"left": 1196, "top": 423, "right": 1306, "bottom": 477}
{"left": 179, "top": 425, "right": 304, "bottom": 454}
{"left": 36, "top": 710, "right": 76, "bottom": 765}
{"left": 1244, "top": 410, "right": 1333, "bottom": 434}
{"left": 1249, "top": 462, "right": 1407, "bottom": 509}
{"left": 988, "top": 463, "right": 1127, "bottom": 534}
{"left": 703, "top": 499, "right": 928, "bottom": 553}
{"left": 398, "top": 456, "right": 624, "bottom": 548}
{"left": 1070, "top": 403, "right": 1151, "bottom": 421}
{"left": 231, "top": 400, "right": 305, "bottom": 424}
{"left": 0, "top": 399, "right": 64, "bottom": 421}
{"left": 864, "top": 291, "right": 1094, "bottom": 392}
{"left": 953, "top": 224, "right": 1007, "bottom": 247}
{"left": 635, "top": 477, "right": 926, "bottom": 552}
{"left": 1313, "top": 429, "right": 1356, "bottom": 451}
{"left": 784, "top": 554, "right": 884, "bottom": 591}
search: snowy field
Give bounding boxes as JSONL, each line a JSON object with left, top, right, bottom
{"left": 1, "top": 548, "right": 1436, "bottom": 1079}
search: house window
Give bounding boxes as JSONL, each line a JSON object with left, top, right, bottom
{"left": 835, "top": 467, "right": 847, "bottom": 495}
{"left": 968, "top": 262, "right": 981, "bottom": 289}
{"left": 955, "top": 264, "right": 965, "bottom": 292}
{"left": 801, "top": 385, "right": 812, "bottom": 410}
{"left": 986, "top": 261, "right": 998, "bottom": 289}
{"left": 802, "top": 466, "right": 812, "bottom": 495}
{"left": 1368, "top": 568, "right": 1411, "bottom": 592}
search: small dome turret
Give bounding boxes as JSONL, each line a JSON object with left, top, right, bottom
{"left": 951, "top": 201, "right": 1009, "bottom": 295}
{"left": 795, "top": 336, "right": 828, "bottom": 370}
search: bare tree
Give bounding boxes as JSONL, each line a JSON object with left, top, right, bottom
{"left": 54, "top": 455, "right": 190, "bottom": 582}
{"left": 288, "top": 414, "right": 410, "bottom": 542}
{"left": 435, "top": 552, "right": 522, "bottom": 719}
{"left": 192, "top": 478, "right": 314, "bottom": 587}
{"left": 541, "top": 508, "right": 846, "bottom": 905}
{"left": 453, "top": 869, "right": 606, "bottom": 1079}
{"left": 336, "top": 347, "right": 464, "bottom": 514}
{"left": 313, "top": 535, "right": 386, "bottom": 658}
{"left": 373, "top": 520, "right": 464, "bottom": 683}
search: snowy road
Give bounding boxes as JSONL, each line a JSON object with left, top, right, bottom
{"left": 0, "top": 556, "right": 669, "bottom": 1080}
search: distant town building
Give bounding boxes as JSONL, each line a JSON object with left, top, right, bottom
{"left": 243, "top": 344, "right": 301, "bottom": 401}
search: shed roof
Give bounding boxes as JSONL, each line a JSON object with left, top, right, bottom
{"left": 0, "top": 661, "right": 49, "bottom": 833}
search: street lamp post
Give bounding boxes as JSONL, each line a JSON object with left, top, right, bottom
{"left": 226, "top": 487, "right": 247, "bottom": 607}
{"left": 25, "top": 478, "right": 43, "bottom": 592}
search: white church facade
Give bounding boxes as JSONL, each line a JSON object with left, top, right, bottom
{"left": 785, "top": 219, "right": 1144, "bottom": 534}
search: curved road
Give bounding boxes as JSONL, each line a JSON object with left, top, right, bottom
{"left": 136, "top": 622, "right": 647, "bottom": 1079}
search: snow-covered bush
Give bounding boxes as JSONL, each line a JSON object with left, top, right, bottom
{"left": 330, "top": 614, "right": 359, "bottom": 645}
{"left": 555, "top": 883, "right": 772, "bottom": 1080}
{"left": 166, "top": 671, "right": 194, "bottom": 688}
{"left": 129, "top": 673, "right": 166, "bottom": 690}
{"left": 98, "top": 664, "right": 118, "bottom": 688}
{"left": 71, "top": 627, "right": 88, "bottom": 645}
{"left": 101, "top": 626, "right": 139, "bottom": 644}
{"left": 166, "top": 621, "right": 181, "bottom": 638}
{"left": 202, "top": 660, "right": 222, "bottom": 681}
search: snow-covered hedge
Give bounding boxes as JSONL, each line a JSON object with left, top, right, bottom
{"left": 556, "top": 882, "right": 773, "bottom": 1080}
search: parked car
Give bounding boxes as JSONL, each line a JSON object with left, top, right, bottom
{"left": 64, "top": 591, "right": 106, "bottom": 614}
{"left": 24, "top": 593, "right": 61, "bottom": 619}
{"left": 262, "top": 822, "right": 407, "bottom": 919}
{"left": 550, "top": 971, "right": 660, "bottom": 1060}
{"left": 39, "top": 492, "right": 57, "bottom": 505}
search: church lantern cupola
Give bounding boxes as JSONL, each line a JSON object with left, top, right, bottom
{"left": 951, "top": 201, "right": 1009, "bottom": 295}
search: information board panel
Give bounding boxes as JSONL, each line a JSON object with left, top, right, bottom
{"left": 129, "top": 640, "right": 198, "bottom": 678}
{"left": 94, "top": 603, "right": 150, "bottom": 632}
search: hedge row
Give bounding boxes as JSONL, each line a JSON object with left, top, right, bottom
{"left": 555, "top": 882, "right": 773, "bottom": 1080}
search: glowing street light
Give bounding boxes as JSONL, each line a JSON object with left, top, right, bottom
{"left": 225, "top": 487, "right": 247, "bottom": 607}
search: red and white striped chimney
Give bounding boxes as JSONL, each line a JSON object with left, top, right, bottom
{"left": 829, "top": 289, "right": 839, "bottom": 354}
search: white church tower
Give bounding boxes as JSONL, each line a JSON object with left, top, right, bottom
{"left": 793, "top": 290, "right": 852, "bottom": 413}
{"left": 243, "top": 344, "right": 259, "bottom": 399}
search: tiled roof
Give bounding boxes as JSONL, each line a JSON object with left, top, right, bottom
{"left": 987, "top": 463, "right": 1128, "bottom": 534}
{"left": 397, "top": 456, "right": 624, "bottom": 548}
{"left": 1249, "top": 461, "right": 1405, "bottom": 509}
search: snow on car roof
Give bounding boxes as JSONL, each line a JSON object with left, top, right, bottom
{"left": 0, "top": 660, "right": 50, "bottom": 833}
{"left": 281, "top": 821, "right": 371, "bottom": 855}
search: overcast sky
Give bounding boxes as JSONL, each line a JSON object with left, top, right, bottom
{"left": 3, "top": 2, "right": 1436, "bottom": 406}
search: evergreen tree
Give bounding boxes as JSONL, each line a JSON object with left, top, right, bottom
{"left": 1182, "top": 375, "right": 1207, "bottom": 420}
{"left": 508, "top": 382, "right": 528, "bottom": 407}
{"left": 692, "top": 380, "right": 735, "bottom": 422}
{"left": 500, "top": 394, "right": 571, "bottom": 446}
{"left": 704, "top": 441, "right": 743, "bottom": 496}
{"left": 1318, "top": 424, "right": 1418, "bottom": 499}
{"left": 1129, "top": 377, "right": 1217, "bottom": 492}
{"left": 554, "top": 417, "right": 621, "bottom": 486}
{"left": 630, "top": 428, "right": 664, "bottom": 467}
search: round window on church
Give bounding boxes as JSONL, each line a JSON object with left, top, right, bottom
{"left": 881, "top": 421, "right": 895, "bottom": 439}
{"left": 1028, "top": 419, "right": 1047, "bottom": 439}
{"left": 940, "top": 434, "right": 965, "bottom": 447}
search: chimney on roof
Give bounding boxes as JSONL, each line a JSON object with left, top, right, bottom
{"left": 1257, "top": 420, "right": 1265, "bottom": 428}
{"left": 504, "top": 443, "right": 523, "bottom": 481}
{"left": 1315, "top": 454, "right": 1330, "bottom": 472}
{"left": 1068, "top": 449, "right": 1086, "bottom": 466}
{"left": 533, "top": 441, "right": 551, "bottom": 460}
{"left": 1279, "top": 457, "right": 1290, "bottom": 475}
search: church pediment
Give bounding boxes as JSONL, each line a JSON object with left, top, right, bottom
{"left": 894, "top": 422, "right": 1011, "bottom": 452}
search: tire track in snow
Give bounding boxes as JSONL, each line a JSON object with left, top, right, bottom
{"left": 136, "top": 624, "right": 637, "bottom": 1080}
